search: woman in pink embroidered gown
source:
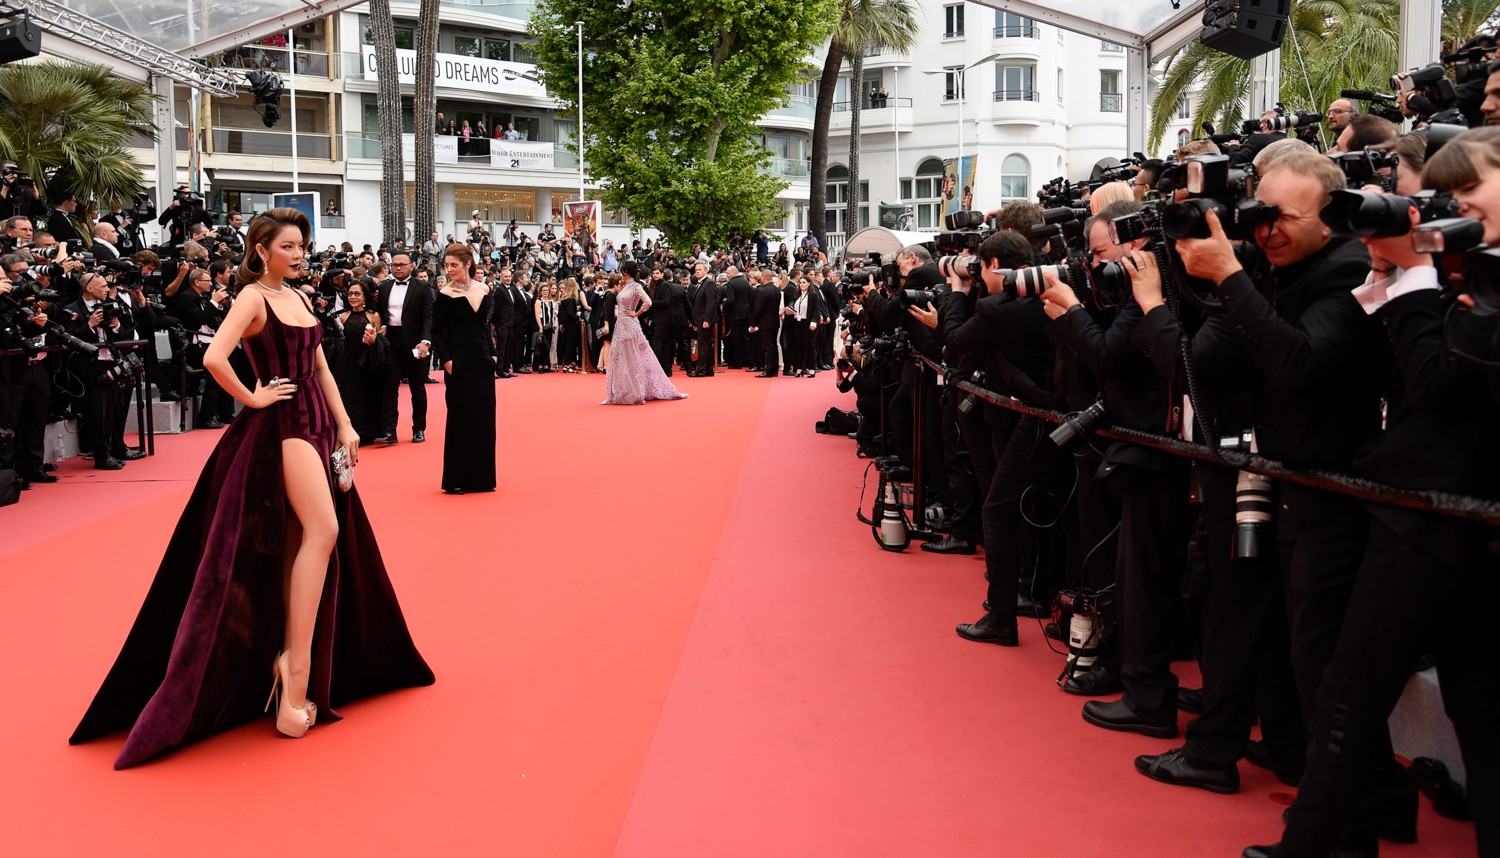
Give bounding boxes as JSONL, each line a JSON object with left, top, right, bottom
{"left": 601, "top": 260, "right": 688, "bottom": 406}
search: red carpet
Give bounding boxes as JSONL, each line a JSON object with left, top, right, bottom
{"left": 0, "top": 370, "right": 1478, "bottom": 857}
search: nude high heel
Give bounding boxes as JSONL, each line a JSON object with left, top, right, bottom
{"left": 265, "top": 650, "right": 313, "bottom": 738}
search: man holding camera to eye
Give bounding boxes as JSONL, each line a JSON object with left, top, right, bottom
{"left": 0, "top": 254, "right": 59, "bottom": 487}
{"left": 1038, "top": 199, "right": 1195, "bottom": 736}
{"left": 67, "top": 272, "right": 132, "bottom": 469}
{"left": 1169, "top": 150, "right": 1412, "bottom": 853}
{"left": 167, "top": 253, "right": 232, "bottom": 430}
{"left": 933, "top": 230, "right": 1058, "bottom": 641}
{"left": 157, "top": 186, "right": 216, "bottom": 251}
{"left": 0, "top": 162, "right": 46, "bottom": 223}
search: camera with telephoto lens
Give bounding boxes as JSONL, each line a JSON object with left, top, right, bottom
{"left": 129, "top": 191, "right": 157, "bottom": 223}
{"left": 1318, "top": 188, "right": 1460, "bottom": 238}
{"left": 97, "top": 351, "right": 145, "bottom": 390}
{"left": 936, "top": 252, "right": 982, "bottom": 283}
{"left": 1160, "top": 154, "right": 1280, "bottom": 241}
{"left": 864, "top": 329, "right": 912, "bottom": 361}
{"left": 1049, "top": 399, "right": 1107, "bottom": 450}
{"left": 930, "top": 210, "right": 995, "bottom": 257}
{"left": 1095, "top": 153, "right": 1148, "bottom": 185}
{"left": 1037, "top": 177, "right": 1088, "bottom": 209}
{"left": 1329, "top": 147, "right": 1400, "bottom": 192}
{"left": 991, "top": 256, "right": 1122, "bottom": 309}
{"left": 1242, "top": 104, "right": 1320, "bottom": 136}
{"left": 1, "top": 163, "right": 35, "bottom": 190}
{"left": 1393, "top": 63, "right": 1466, "bottom": 124}
{"left": 92, "top": 298, "right": 127, "bottom": 322}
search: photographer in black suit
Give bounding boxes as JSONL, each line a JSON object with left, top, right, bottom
{"left": 69, "top": 272, "right": 134, "bottom": 468}
{"left": 168, "top": 265, "right": 232, "bottom": 431}
{"left": 1167, "top": 149, "right": 1406, "bottom": 853}
{"left": 1250, "top": 130, "right": 1500, "bottom": 858}
{"left": 374, "top": 251, "right": 434, "bottom": 444}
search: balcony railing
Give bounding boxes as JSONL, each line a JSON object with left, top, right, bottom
{"left": 211, "top": 128, "right": 334, "bottom": 159}
{"left": 832, "top": 96, "right": 913, "bottom": 112}
{"left": 943, "top": 29, "right": 965, "bottom": 39}
{"left": 206, "top": 47, "right": 332, "bottom": 78}
{"left": 437, "top": 0, "right": 537, "bottom": 15}
{"left": 993, "top": 24, "right": 1038, "bottom": 38}
{"left": 321, "top": 215, "right": 346, "bottom": 230}
{"left": 994, "top": 90, "right": 1039, "bottom": 102}
{"left": 763, "top": 158, "right": 811, "bottom": 180}
{"left": 1100, "top": 92, "right": 1123, "bottom": 112}
{"left": 768, "top": 95, "right": 816, "bottom": 121}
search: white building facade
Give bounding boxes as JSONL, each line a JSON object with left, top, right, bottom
{"left": 130, "top": 1, "right": 1128, "bottom": 249}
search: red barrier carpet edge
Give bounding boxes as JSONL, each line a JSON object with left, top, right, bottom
{"left": 0, "top": 371, "right": 1478, "bottom": 858}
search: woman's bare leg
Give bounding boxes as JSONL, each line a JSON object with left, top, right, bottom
{"left": 279, "top": 438, "right": 338, "bottom": 709}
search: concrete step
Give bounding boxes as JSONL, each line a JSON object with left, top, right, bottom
{"left": 123, "top": 395, "right": 199, "bottom": 436}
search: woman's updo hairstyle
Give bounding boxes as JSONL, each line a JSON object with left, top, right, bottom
{"left": 239, "top": 207, "right": 312, "bottom": 285}
{"left": 443, "top": 243, "right": 478, "bottom": 278}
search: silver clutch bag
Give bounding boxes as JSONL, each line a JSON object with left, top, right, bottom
{"left": 330, "top": 445, "right": 354, "bottom": 492}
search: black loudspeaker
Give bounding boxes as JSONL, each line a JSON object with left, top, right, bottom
{"left": 1200, "top": 0, "right": 1288, "bottom": 61}
{"left": 0, "top": 16, "right": 42, "bottom": 65}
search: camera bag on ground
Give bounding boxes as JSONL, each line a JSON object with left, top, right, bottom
{"left": 816, "top": 407, "right": 859, "bottom": 436}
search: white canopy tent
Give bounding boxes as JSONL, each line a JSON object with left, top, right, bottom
{"left": 843, "top": 227, "right": 936, "bottom": 260}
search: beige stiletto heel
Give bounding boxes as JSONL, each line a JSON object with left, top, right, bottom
{"left": 268, "top": 651, "right": 312, "bottom": 738}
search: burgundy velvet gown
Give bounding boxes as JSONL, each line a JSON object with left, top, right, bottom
{"left": 70, "top": 295, "right": 435, "bottom": 769}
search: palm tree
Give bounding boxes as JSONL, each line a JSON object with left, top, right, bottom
{"left": 1444, "top": 0, "right": 1500, "bottom": 50}
{"left": 367, "top": 0, "right": 407, "bottom": 246}
{"left": 844, "top": 0, "right": 921, "bottom": 239}
{"left": 810, "top": 0, "right": 920, "bottom": 248}
{"left": 413, "top": 0, "right": 441, "bottom": 246}
{"left": 1148, "top": 0, "right": 1402, "bottom": 154}
{"left": 0, "top": 61, "right": 155, "bottom": 213}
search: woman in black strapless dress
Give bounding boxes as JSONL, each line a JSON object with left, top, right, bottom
{"left": 71, "top": 209, "right": 433, "bottom": 768}
{"left": 431, "top": 243, "right": 496, "bottom": 494}
{"left": 335, "top": 279, "right": 386, "bottom": 445}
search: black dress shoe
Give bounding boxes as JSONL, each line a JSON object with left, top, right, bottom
{"left": 1063, "top": 663, "right": 1124, "bottom": 696}
{"left": 21, "top": 471, "right": 58, "bottom": 483}
{"left": 94, "top": 458, "right": 125, "bottom": 471}
{"left": 17, "top": 476, "right": 31, "bottom": 490}
{"left": 423, "top": 375, "right": 438, "bottom": 384}
{"left": 1135, "top": 747, "right": 1239, "bottom": 793}
{"left": 119, "top": 450, "right": 147, "bottom": 461}
{"left": 1044, "top": 621, "right": 1066, "bottom": 642}
{"left": 955, "top": 613, "right": 1019, "bottom": 646}
{"left": 42, "top": 463, "right": 57, "bottom": 472}
{"left": 377, "top": 435, "right": 399, "bottom": 445}
{"left": 157, "top": 391, "right": 181, "bottom": 402}
{"left": 1242, "top": 846, "right": 1375, "bottom": 858}
{"left": 1242, "top": 847, "right": 1274, "bottom": 858}
{"left": 755, "top": 372, "right": 777, "bottom": 378}
{"left": 1177, "top": 686, "right": 1204, "bottom": 715}
{"left": 443, "top": 487, "right": 465, "bottom": 495}
{"left": 921, "top": 535, "right": 977, "bottom": 555}
{"left": 1082, "top": 699, "right": 1177, "bottom": 738}
{"left": 196, "top": 419, "right": 225, "bottom": 430}
{"left": 517, "top": 367, "right": 533, "bottom": 374}
{"left": 496, "top": 371, "right": 515, "bottom": 378}
{"left": 412, "top": 431, "right": 426, "bottom": 443}
{"left": 1244, "top": 740, "right": 1303, "bottom": 786}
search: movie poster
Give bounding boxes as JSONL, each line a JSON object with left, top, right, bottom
{"left": 942, "top": 155, "right": 979, "bottom": 216}
{"left": 562, "top": 200, "right": 601, "bottom": 248}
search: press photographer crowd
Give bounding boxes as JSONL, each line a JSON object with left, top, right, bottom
{"left": 818, "top": 36, "right": 1500, "bottom": 858}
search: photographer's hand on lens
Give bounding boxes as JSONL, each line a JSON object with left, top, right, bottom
{"left": 1040, "top": 267, "right": 1081, "bottom": 318}
{"left": 249, "top": 378, "right": 297, "bottom": 409}
{"left": 1126, "top": 251, "right": 1166, "bottom": 313}
{"left": 1175, "top": 209, "right": 1243, "bottom": 284}
{"left": 906, "top": 303, "right": 939, "bottom": 329}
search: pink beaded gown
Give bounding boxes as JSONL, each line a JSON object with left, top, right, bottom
{"left": 602, "top": 281, "right": 688, "bottom": 406}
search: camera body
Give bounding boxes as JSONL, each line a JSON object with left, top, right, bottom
{"left": 1329, "top": 148, "right": 1400, "bottom": 192}
{"left": 1160, "top": 154, "right": 1278, "bottom": 241}
{"left": 1319, "top": 188, "right": 1459, "bottom": 238}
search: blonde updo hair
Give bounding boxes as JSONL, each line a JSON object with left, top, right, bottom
{"left": 238, "top": 208, "right": 311, "bottom": 285}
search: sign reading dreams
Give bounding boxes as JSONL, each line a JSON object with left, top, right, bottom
{"left": 362, "top": 47, "right": 549, "bottom": 99}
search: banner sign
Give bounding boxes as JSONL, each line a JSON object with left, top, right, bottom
{"left": 363, "top": 47, "right": 548, "bottom": 99}
{"left": 942, "top": 155, "right": 978, "bottom": 216}
{"left": 400, "top": 134, "right": 459, "bottom": 164}
{"left": 272, "top": 192, "right": 321, "bottom": 245}
{"left": 489, "top": 140, "right": 554, "bottom": 170}
{"left": 563, "top": 201, "right": 601, "bottom": 247}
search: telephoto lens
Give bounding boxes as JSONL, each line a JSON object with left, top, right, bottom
{"left": 1232, "top": 471, "right": 1275, "bottom": 559}
{"left": 1049, "top": 400, "right": 1107, "bottom": 450}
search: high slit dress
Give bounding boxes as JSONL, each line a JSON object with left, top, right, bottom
{"left": 70, "top": 293, "right": 435, "bottom": 769}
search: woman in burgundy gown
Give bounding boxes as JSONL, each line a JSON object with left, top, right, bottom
{"left": 601, "top": 260, "right": 688, "bottom": 406}
{"left": 70, "top": 209, "right": 433, "bottom": 769}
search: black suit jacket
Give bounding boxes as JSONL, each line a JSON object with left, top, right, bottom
{"left": 47, "top": 210, "right": 83, "bottom": 246}
{"left": 725, "top": 276, "right": 753, "bottom": 320}
{"left": 491, "top": 283, "right": 516, "bottom": 329}
{"left": 91, "top": 241, "right": 120, "bottom": 262}
{"left": 691, "top": 278, "right": 720, "bottom": 326}
{"left": 750, "top": 283, "right": 781, "bottom": 329}
{"left": 374, "top": 278, "right": 435, "bottom": 349}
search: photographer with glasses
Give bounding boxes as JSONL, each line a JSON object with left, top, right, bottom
{"left": 1253, "top": 127, "right": 1500, "bottom": 858}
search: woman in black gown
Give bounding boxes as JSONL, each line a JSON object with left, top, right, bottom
{"left": 335, "top": 279, "right": 386, "bottom": 444}
{"left": 432, "top": 243, "right": 496, "bottom": 494}
{"left": 70, "top": 208, "right": 433, "bottom": 768}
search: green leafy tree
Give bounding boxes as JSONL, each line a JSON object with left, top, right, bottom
{"left": 0, "top": 61, "right": 154, "bottom": 211}
{"left": 529, "top": 0, "right": 836, "bottom": 247}
{"left": 843, "top": 0, "right": 921, "bottom": 239}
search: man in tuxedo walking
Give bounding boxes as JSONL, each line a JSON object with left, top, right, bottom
{"left": 374, "top": 251, "right": 434, "bottom": 444}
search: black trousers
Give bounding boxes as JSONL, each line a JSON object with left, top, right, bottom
{"left": 757, "top": 326, "right": 779, "bottom": 375}
{"left": 1181, "top": 465, "right": 1304, "bottom": 770}
{"left": 78, "top": 358, "right": 118, "bottom": 462}
{"left": 1277, "top": 514, "right": 1489, "bottom": 857}
{"left": 1, "top": 357, "right": 50, "bottom": 473}
{"left": 727, "top": 318, "right": 750, "bottom": 366}
{"left": 1109, "top": 461, "right": 1192, "bottom": 718}
{"left": 381, "top": 328, "right": 428, "bottom": 435}
{"left": 650, "top": 321, "right": 675, "bottom": 375}
{"left": 981, "top": 416, "right": 1067, "bottom": 619}
{"left": 693, "top": 324, "right": 716, "bottom": 374}
{"left": 939, "top": 385, "right": 981, "bottom": 542}
{"left": 511, "top": 323, "right": 530, "bottom": 369}
{"left": 817, "top": 320, "right": 835, "bottom": 367}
